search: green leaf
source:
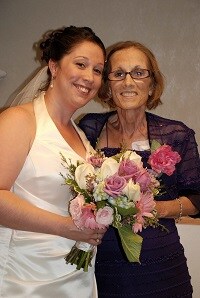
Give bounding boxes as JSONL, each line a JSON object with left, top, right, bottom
{"left": 96, "top": 201, "right": 107, "bottom": 209}
{"left": 117, "top": 205, "right": 138, "bottom": 216}
{"left": 151, "top": 140, "right": 161, "bottom": 152}
{"left": 64, "top": 178, "right": 91, "bottom": 200}
{"left": 117, "top": 226, "right": 143, "bottom": 263}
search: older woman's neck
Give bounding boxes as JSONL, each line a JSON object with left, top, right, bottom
{"left": 115, "top": 108, "right": 147, "bottom": 132}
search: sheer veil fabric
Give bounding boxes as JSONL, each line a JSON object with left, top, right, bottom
{"left": 10, "top": 66, "right": 48, "bottom": 106}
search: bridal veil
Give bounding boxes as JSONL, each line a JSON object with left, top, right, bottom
{"left": 10, "top": 66, "right": 48, "bottom": 106}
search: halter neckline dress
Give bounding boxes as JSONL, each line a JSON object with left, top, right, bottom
{"left": 0, "top": 93, "right": 97, "bottom": 298}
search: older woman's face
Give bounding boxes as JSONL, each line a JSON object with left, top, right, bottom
{"left": 109, "top": 47, "right": 153, "bottom": 111}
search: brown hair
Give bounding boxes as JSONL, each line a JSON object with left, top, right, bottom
{"left": 39, "top": 26, "right": 106, "bottom": 90}
{"left": 98, "top": 41, "right": 164, "bottom": 110}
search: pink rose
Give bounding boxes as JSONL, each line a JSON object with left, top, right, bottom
{"left": 135, "top": 168, "right": 152, "bottom": 192}
{"left": 69, "top": 194, "right": 85, "bottom": 220}
{"left": 148, "top": 145, "right": 181, "bottom": 176}
{"left": 70, "top": 197, "right": 100, "bottom": 229}
{"left": 88, "top": 154, "right": 105, "bottom": 168}
{"left": 118, "top": 159, "right": 141, "bottom": 181}
{"left": 96, "top": 206, "right": 114, "bottom": 226}
{"left": 104, "top": 174, "right": 127, "bottom": 197}
{"left": 74, "top": 205, "right": 99, "bottom": 229}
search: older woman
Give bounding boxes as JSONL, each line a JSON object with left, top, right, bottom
{"left": 79, "top": 41, "right": 200, "bottom": 297}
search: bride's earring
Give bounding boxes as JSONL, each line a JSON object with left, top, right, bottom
{"left": 50, "top": 76, "right": 55, "bottom": 88}
{"left": 148, "top": 89, "right": 153, "bottom": 96}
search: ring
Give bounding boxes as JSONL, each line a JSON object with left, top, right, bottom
{"left": 96, "top": 233, "right": 100, "bottom": 243}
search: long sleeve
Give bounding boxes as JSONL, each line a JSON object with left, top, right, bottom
{"left": 176, "top": 128, "right": 200, "bottom": 211}
{"left": 148, "top": 112, "right": 200, "bottom": 212}
{"left": 79, "top": 112, "right": 200, "bottom": 213}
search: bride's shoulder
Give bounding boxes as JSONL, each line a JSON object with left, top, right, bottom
{"left": 1, "top": 102, "right": 34, "bottom": 121}
{"left": 0, "top": 102, "right": 35, "bottom": 135}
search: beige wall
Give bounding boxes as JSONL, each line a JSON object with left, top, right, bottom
{"left": 1, "top": 0, "right": 200, "bottom": 145}
{"left": 0, "top": 0, "right": 200, "bottom": 296}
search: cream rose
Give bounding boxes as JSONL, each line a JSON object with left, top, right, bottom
{"left": 99, "top": 157, "right": 119, "bottom": 179}
{"left": 121, "top": 150, "right": 142, "bottom": 167}
{"left": 122, "top": 180, "right": 141, "bottom": 202}
{"left": 75, "top": 163, "right": 95, "bottom": 190}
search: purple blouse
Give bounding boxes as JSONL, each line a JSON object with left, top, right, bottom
{"left": 79, "top": 111, "right": 200, "bottom": 297}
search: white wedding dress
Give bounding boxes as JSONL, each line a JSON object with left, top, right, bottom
{"left": 0, "top": 93, "right": 97, "bottom": 298}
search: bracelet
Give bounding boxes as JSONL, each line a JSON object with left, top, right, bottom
{"left": 175, "top": 198, "right": 183, "bottom": 223}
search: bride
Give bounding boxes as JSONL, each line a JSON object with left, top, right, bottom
{"left": 0, "top": 26, "right": 106, "bottom": 297}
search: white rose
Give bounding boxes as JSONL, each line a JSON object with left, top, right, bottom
{"left": 99, "top": 157, "right": 119, "bottom": 179}
{"left": 122, "top": 180, "right": 141, "bottom": 202}
{"left": 75, "top": 163, "right": 95, "bottom": 190}
{"left": 121, "top": 150, "right": 142, "bottom": 166}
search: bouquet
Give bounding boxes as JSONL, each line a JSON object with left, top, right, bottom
{"left": 60, "top": 140, "right": 181, "bottom": 272}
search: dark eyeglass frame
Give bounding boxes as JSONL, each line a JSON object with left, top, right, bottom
{"left": 108, "top": 68, "right": 152, "bottom": 81}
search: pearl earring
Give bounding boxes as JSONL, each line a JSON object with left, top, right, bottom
{"left": 148, "top": 90, "right": 153, "bottom": 96}
{"left": 50, "top": 76, "right": 55, "bottom": 88}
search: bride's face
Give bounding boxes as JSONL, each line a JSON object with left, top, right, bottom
{"left": 49, "top": 41, "right": 104, "bottom": 111}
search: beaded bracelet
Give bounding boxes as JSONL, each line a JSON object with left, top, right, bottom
{"left": 175, "top": 198, "right": 183, "bottom": 223}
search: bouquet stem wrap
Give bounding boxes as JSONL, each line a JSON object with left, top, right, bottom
{"left": 65, "top": 242, "right": 94, "bottom": 272}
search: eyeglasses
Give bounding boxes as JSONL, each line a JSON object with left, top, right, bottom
{"left": 108, "top": 68, "right": 151, "bottom": 81}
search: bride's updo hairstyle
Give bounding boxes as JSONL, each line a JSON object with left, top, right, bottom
{"left": 39, "top": 25, "right": 106, "bottom": 89}
{"left": 9, "top": 26, "right": 105, "bottom": 106}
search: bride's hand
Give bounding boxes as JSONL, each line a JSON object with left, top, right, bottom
{"left": 62, "top": 217, "right": 107, "bottom": 245}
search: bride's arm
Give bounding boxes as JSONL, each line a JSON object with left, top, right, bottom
{"left": 0, "top": 106, "right": 105, "bottom": 245}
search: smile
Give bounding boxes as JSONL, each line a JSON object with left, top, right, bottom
{"left": 75, "top": 84, "right": 90, "bottom": 94}
{"left": 121, "top": 91, "right": 137, "bottom": 97}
